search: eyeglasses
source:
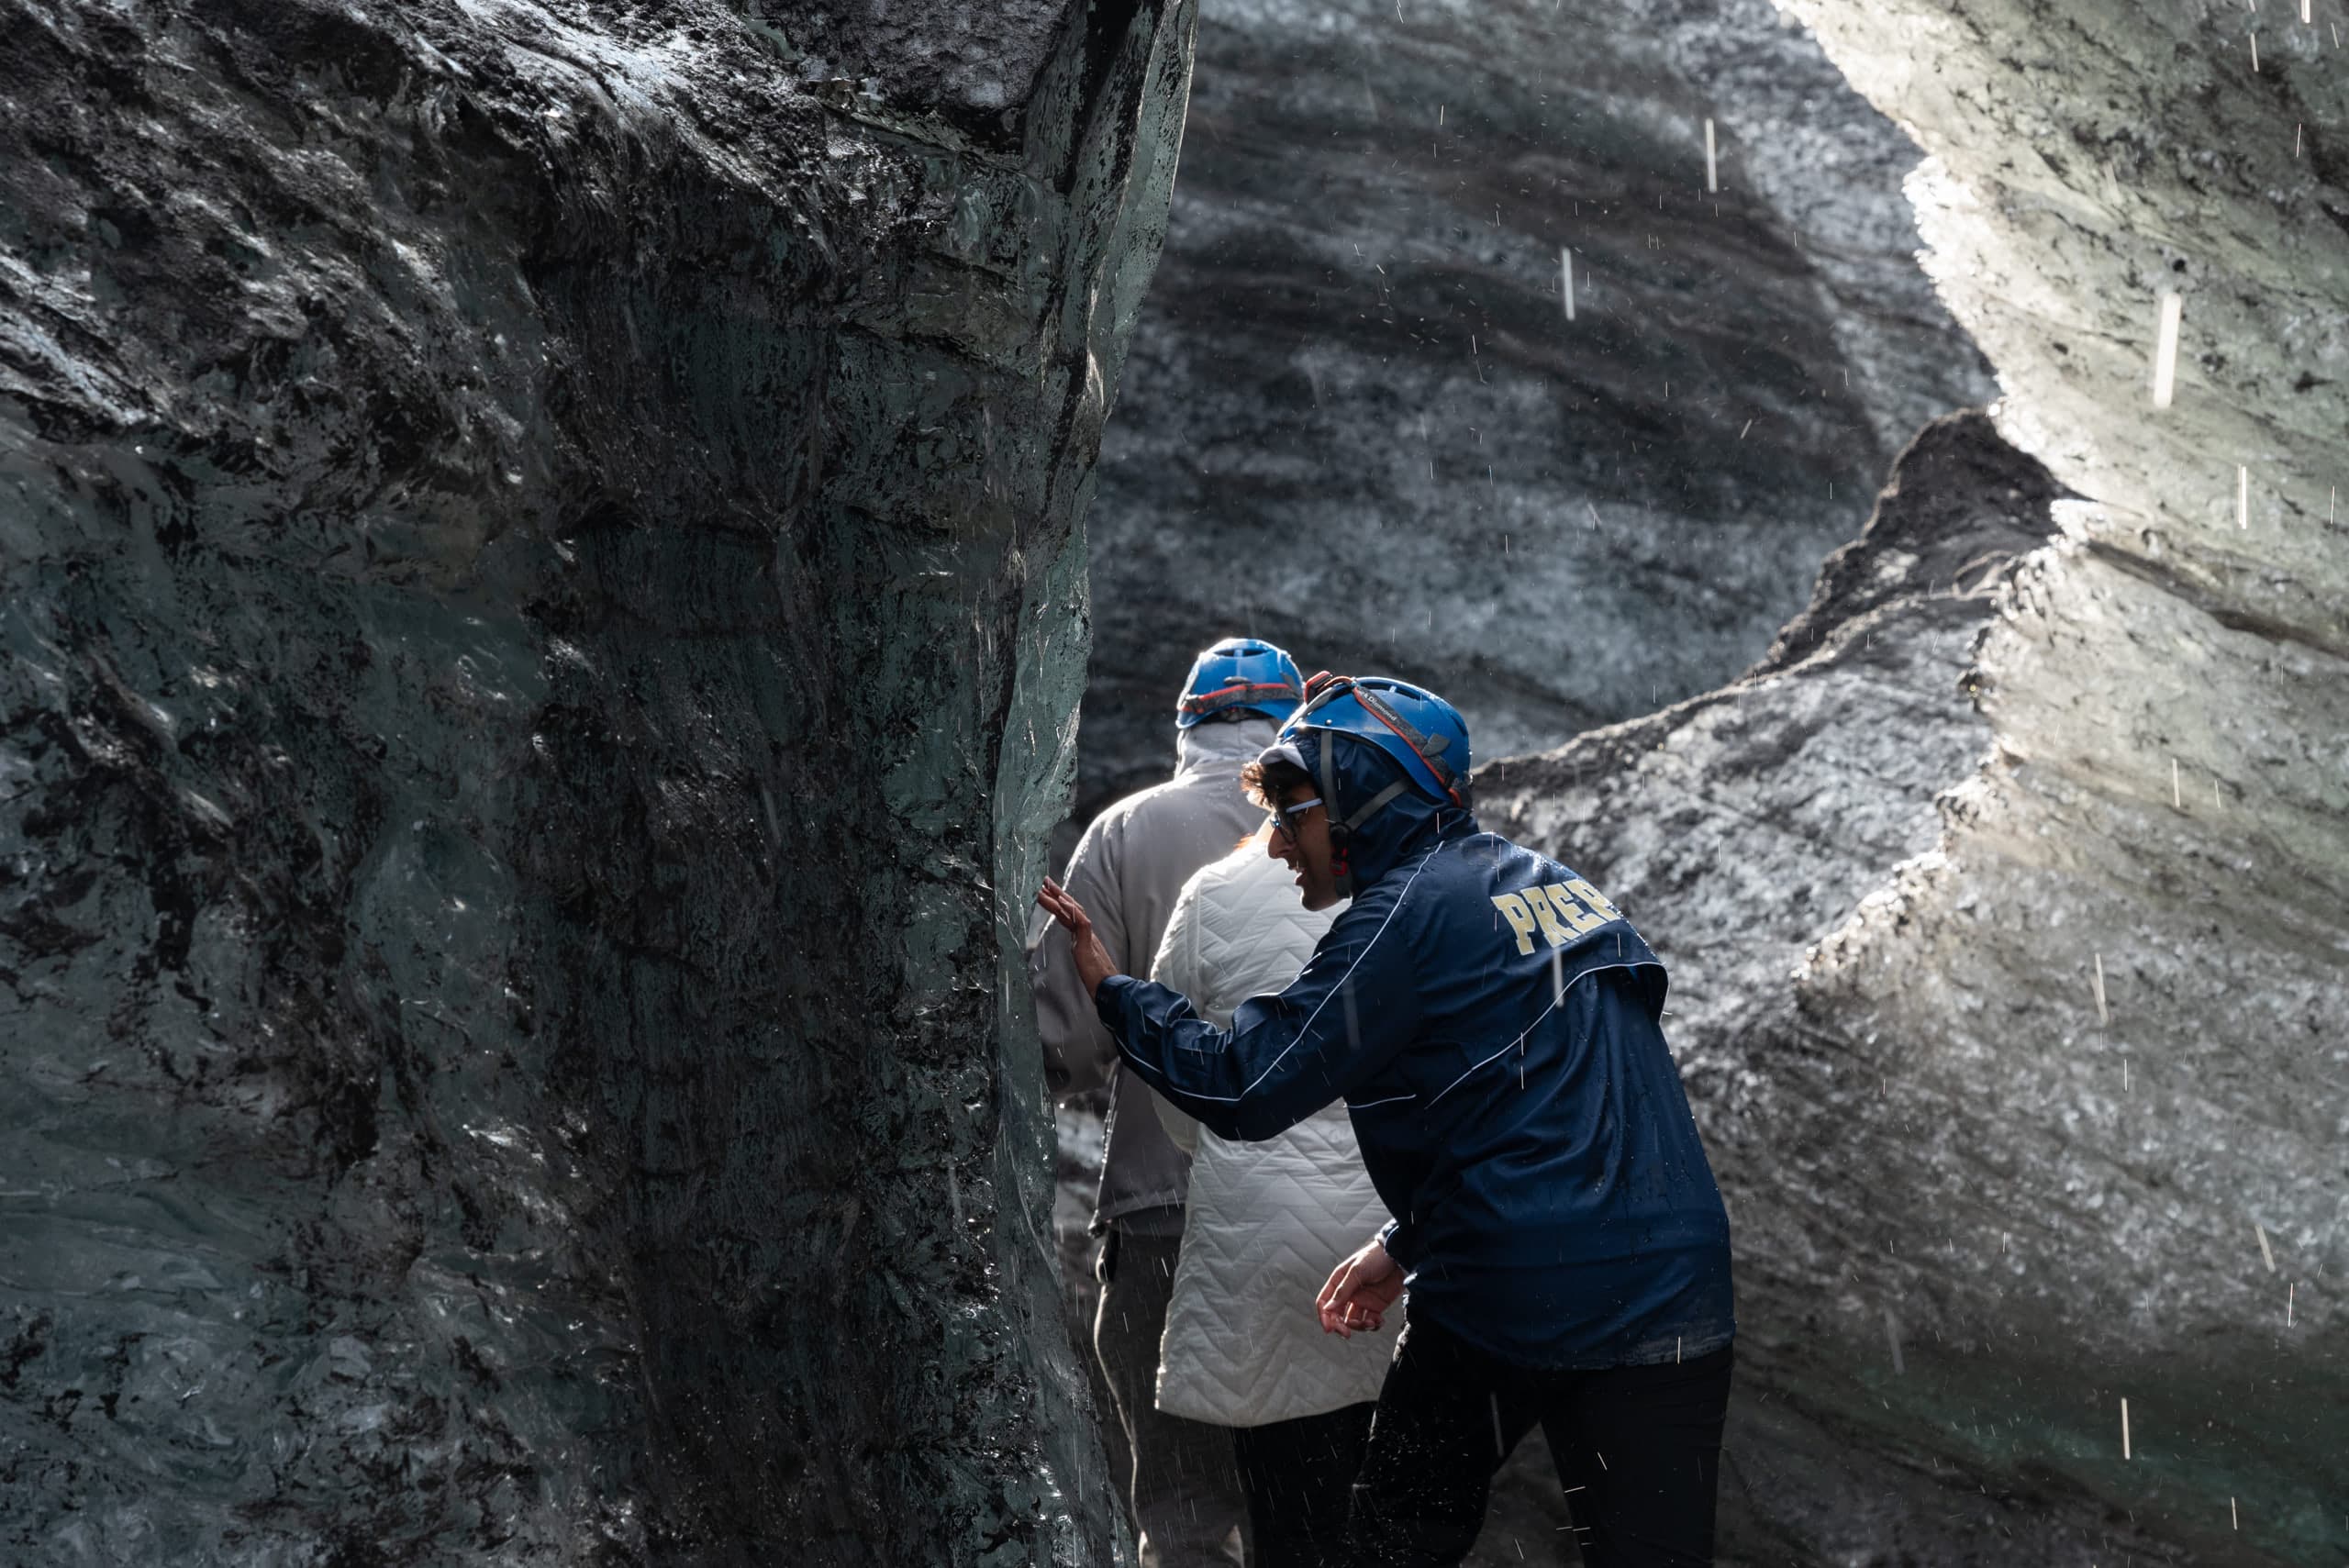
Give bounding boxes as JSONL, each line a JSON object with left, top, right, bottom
{"left": 1265, "top": 795, "right": 1322, "bottom": 843}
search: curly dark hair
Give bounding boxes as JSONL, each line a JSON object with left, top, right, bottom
{"left": 1240, "top": 755, "right": 1315, "bottom": 811}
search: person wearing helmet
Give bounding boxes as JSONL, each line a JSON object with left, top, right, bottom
{"left": 1026, "top": 637, "right": 1307, "bottom": 1568}
{"left": 1036, "top": 673, "right": 1736, "bottom": 1568}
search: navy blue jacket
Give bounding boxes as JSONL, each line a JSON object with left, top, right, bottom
{"left": 1097, "top": 737, "right": 1734, "bottom": 1370}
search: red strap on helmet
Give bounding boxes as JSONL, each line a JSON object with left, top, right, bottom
{"left": 1179, "top": 679, "right": 1302, "bottom": 716}
{"left": 1349, "top": 684, "right": 1466, "bottom": 806}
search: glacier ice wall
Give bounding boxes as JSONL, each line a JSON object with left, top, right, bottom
{"left": 1479, "top": 1, "right": 2349, "bottom": 1559}
{"left": 0, "top": 0, "right": 1197, "bottom": 1562}
{"left": 1075, "top": 0, "right": 1998, "bottom": 809}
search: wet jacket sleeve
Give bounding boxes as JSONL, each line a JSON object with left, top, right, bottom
{"left": 1376, "top": 1216, "right": 1423, "bottom": 1269}
{"left": 1025, "top": 815, "right": 1129, "bottom": 1095}
{"left": 1097, "top": 889, "right": 1423, "bottom": 1142}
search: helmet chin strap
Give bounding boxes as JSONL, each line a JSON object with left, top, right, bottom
{"left": 1315, "top": 726, "right": 1349, "bottom": 899}
{"left": 1314, "top": 729, "right": 1409, "bottom": 901}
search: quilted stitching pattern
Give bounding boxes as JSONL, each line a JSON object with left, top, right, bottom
{"left": 1156, "top": 1113, "right": 1396, "bottom": 1426}
{"left": 1148, "top": 846, "right": 1396, "bottom": 1426}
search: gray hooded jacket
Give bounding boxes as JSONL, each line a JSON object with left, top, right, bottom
{"left": 1027, "top": 717, "right": 1274, "bottom": 1229}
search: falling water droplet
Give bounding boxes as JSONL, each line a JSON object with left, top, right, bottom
{"left": 2152, "top": 292, "right": 2183, "bottom": 408}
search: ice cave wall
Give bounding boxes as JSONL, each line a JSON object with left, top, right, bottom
{"left": 0, "top": 1, "right": 1196, "bottom": 1562}
{"left": 1473, "top": 3, "right": 2348, "bottom": 1563}
{"left": 1075, "top": 0, "right": 1998, "bottom": 811}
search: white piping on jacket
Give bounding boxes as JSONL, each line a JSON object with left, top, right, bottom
{"left": 1421, "top": 959, "right": 1654, "bottom": 1109}
{"left": 1177, "top": 842, "right": 1450, "bottom": 1105}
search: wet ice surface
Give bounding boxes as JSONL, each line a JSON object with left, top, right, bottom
{"left": 0, "top": 595, "right": 645, "bottom": 1562}
{"left": 0, "top": 0, "right": 1188, "bottom": 1562}
{"left": 1482, "top": 414, "right": 2346, "bottom": 1565}
{"left": 1077, "top": 0, "right": 1995, "bottom": 814}
{"left": 1077, "top": 0, "right": 2347, "bottom": 1559}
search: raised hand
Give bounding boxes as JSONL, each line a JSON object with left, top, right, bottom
{"left": 1035, "top": 877, "right": 1119, "bottom": 999}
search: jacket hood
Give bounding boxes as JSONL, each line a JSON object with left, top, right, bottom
{"left": 1289, "top": 730, "right": 1478, "bottom": 888}
{"left": 1176, "top": 716, "right": 1278, "bottom": 776}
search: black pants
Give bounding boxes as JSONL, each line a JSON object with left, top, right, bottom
{"left": 1092, "top": 1229, "right": 1249, "bottom": 1565}
{"left": 1349, "top": 1318, "right": 1733, "bottom": 1567}
{"left": 1230, "top": 1402, "right": 1376, "bottom": 1568}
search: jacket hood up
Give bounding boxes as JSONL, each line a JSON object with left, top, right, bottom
{"left": 1286, "top": 730, "right": 1478, "bottom": 889}
{"left": 1176, "top": 715, "right": 1277, "bottom": 777}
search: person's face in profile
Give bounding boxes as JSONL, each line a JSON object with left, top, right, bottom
{"left": 1265, "top": 785, "right": 1340, "bottom": 910}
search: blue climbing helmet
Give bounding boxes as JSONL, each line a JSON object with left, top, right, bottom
{"left": 1176, "top": 638, "right": 1306, "bottom": 728}
{"left": 1280, "top": 673, "right": 1473, "bottom": 817}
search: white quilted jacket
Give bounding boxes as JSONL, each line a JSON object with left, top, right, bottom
{"left": 1146, "top": 840, "right": 1396, "bottom": 1427}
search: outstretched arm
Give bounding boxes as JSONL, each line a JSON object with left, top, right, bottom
{"left": 1095, "top": 880, "right": 1424, "bottom": 1140}
{"left": 1144, "top": 878, "right": 1212, "bottom": 1157}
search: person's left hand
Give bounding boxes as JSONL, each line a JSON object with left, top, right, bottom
{"left": 1316, "top": 1235, "right": 1404, "bottom": 1338}
{"left": 1036, "top": 877, "right": 1119, "bottom": 1000}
